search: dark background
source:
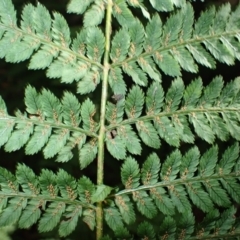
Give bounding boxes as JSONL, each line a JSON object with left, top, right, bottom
{"left": 0, "top": 0, "right": 240, "bottom": 239}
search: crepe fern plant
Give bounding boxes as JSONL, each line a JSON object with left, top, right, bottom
{"left": 0, "top": 0, "right": 240, "bottom": 239}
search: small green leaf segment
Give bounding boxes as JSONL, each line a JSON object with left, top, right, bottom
{"left": 1, "top": 0, "right": 240, "bottom": 239}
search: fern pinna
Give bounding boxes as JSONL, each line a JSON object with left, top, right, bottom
{"left": 0, "top": 0, "right": 240, "bottom": 239}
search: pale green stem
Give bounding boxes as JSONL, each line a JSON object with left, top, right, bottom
{"left": 96, "top": 0, "right": 113, "bottom": 239}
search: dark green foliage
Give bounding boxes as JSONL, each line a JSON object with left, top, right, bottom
{"left": 1, "top": 0, "right": 240, "bottom": 239}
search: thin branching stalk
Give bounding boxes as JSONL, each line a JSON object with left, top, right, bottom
{"left": 96, "top": 0, "right": 113, "bottom": 239}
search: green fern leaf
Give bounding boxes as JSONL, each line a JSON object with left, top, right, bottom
{"left": 203, "top": 180, "right": 231, "bottom": 207}
{"left": 177, "top": 211, "right": 195, "bottom": 238}
{"left": 122, "top": 61, "right": 148, "bottom": 86}
{"left": 57, "top": 169, "right": 77, "bottom": 200}
{"left": 24, "top": 85, "right": 42, "bottom": 115}
{"left": 106, "top": 100, "right": 124, "bottom": 124}
{"left": 181, "top": 3, "right": 194, "bottom": 40}
{"left": 189, "top": 113, "right": 215, "bottom": 143}
{"left": 154, "top": 116, "right": 181, "bottom": 147}
{"left": 41, "top": 89, "right": 62, "bottom": 122}
{"left": 128, "top": 19, "right": 145, "bottom": 57}
{"left": 106, "top": 134, "right": 126, "bottom": 160}
{"left": 227, "top": 4, "right": 240, "bottom": 31}
{"left": 125, "top": 85, "right": 144, "bottom": 118}
{"left": 199, "top": 76, "right": 224, "bottom": 106}
{"left": 81, "top": 98, "right": 97, "bottom": 131}
{"left": 154, "top": 51, "right": 181, "bottom": 77}
{"left": 117, "top": 125, "right": 142, "bottom": 155}
{"left": 62, "top": 92, "right": 81, "bottom": 126}
{"left": 0, "top": 198, "right": 27, "bottom": 227}
{"left": 84, "top": 0, "right": 105, "bottom": 27}
{"left": 86, "top": 27, "right": 105, "bottom": 62}
{"left": 0, "top": 118, "right": 14, "bottom": 148}
{"left": 121, "top": 157, "right": 140, "bottom": 189}
{"left": 186, "top": 182, "right": 214, "bottom": 212}
{"left": 136, "top": 121, "right": 160, "bottom": 149}
{"left": 161, "top": 149, "right": 181, "bottom": 181}
{"left": 171, "top": 47, "right": 198, "bottom": 73}
{"left": 4, "top": 121, "right": 33, "bottom": 152}
{"left": 183, "top": 78, "right": 203, "bottom": 108}
{"left": 112, "top": 0, "right": 135, "bottom": 27}
{"left": 194, "top": 7, "right": 215, "bottom": 36}
{"left": 199, "top": 145, "right": 218, "bottom": 176}
{"left": 141, "top": 153, "right": 160, "bottom": 185}
{"left": 150, "top": 187, "right": 175, "bottom": 215}
{"left": 104, "top": 207, "right": 124, "bottom": 231}
{"left": 52, "top": 12, "right": 71, "bottom": 47}
{"left": 144, "top": 14, "right": 162, "bottom": 51}
{"left": 71, "top": 29, "right": 87, "bottom": 55}
{"left": 91, "top": 184, "right": 112, "bottom": 203}
{"left": 114, "top": 226, "right": 131, "bottom": 239}
{"left": 159, "top": 216, "right": 176, "bottom": 239}
{"left": 78, "top": 176, "right": 96, "bottom": 204}
{"left": 25, "top": 126, "right": 51, "bottom": 155}
{"left": 165, "top": 78, "right": 184, "bottom": 111}
{"left": 67, "top": 0, "right": 94, "bottom": 14}
{"left": 33, "top": 3, "right": 51, "bottom": 39}
{"left": 213, "top": 4, "right": 230, "bottom": 34}
{"left": 83, "top": 209, "right": 96, "bottom": 231}
{"left": 186, "top": 44, "right": 216, "bottom": 68}
{"left": 58, "top": 205, "right": 82, "bottom": 237}
{"left": 163, "top": 10, "right": 183, "bottom": 44}
{"left": 77, "top": 68, "right": 101, "bottom": 94}
{"left": 5, "top": 40, "right": 37, "bottom": 63}
{"left": 38, "top": 169, "right": 57, "bottom": 197}
{"left": 38, "top": 202, "right": 66, "bottom": 232}
{"left": 215, "top": 207, "right": 236, "bottom": 235}
{"left": 133, "top": 190, "right": 157, "bottom": 218}
{"left": 0, "top": 0, "right": 16, "bottom": 26}
{"left": 197, "top": 209, "right": 219, "bottom": 236}
{"left": 20, "top": 4, "right": 35, "bottom": 32}
{"left": 16, "top": 164, "right": 39, "bottom": 195}
{"left": 43, "top": 129, "right": 70, "bottom": 158}
{"left": 217, "top": 143, "right": 239, "bottom": 175}
{"left": 138, "top": 56, "right": 161, "bottom": 82}
{"left": 221, "top": 178, "right": 240, "bottom": 203}
{"left": 180, "top": 147, "right": 199, "bottom": 179}
{"left": 79, "top": 139, "right": 98, "bottom": 169}
{"left": 108, "top": 67, "right": 126, "bottom": 95}
{"left": 18, "top": 199, "right": 41, "bottom": 229}
{"left": 110, "top": 28, "right": 130, "bottom": 62}
{"left": 137, "top": 221, "right": 156, "bottom": 240}
{"left": 115, "top": 195, "right": 135, "bottom": 225}
{"left": 169, "top": 184, "right": 191, "bottom": 213}
{"left": 0, "top": 167, "right": 18, "bottom": 193}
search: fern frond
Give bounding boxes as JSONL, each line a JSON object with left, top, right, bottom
{"left": 115, "top": 144, "right": 240, "bottom": 217}
{"left": 106, "top": 77, "right": 240, "bottom": 158}
{"left": 110, "top": 2, "right": 240, "bottom": 86}
{"left": 0, "top": 0, "right": 104, "bottom": 93}
{"left": 103, "top": 207, "right": 240, "bottom": 239}
{"left": 0, "top": 86, "right": 98, "bottom": 168}
{"left": 0, "top": 165, "right": 97, "bottom": 237}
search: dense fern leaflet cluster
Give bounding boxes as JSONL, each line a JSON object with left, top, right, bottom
{"left": 0, "top": 144, "right": 239, "bottom": 238}
{"left": 0, "top": 164, "right": 97, "bottom": 237}
{"left": 0, "top": 0, "right": 240, "bottom": 95}
{"left": 0, "top": 85, "right": 99, "bottom": 169}
{"left": 107, "top": 76, "right": 240, "bottom": 159}
{"left": 0, "top": 0, "right": 240, "bottom": 238}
